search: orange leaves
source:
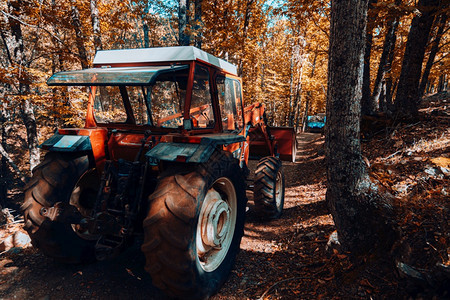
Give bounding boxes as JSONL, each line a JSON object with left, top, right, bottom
{"left": 359, "top": 278, "right": 375, "bottom": 289}
{"left": 336, "top": 253, "right": 348, "bottom": 260}
{"left": 431, "top": 157, "right": 450, "bottom": 168}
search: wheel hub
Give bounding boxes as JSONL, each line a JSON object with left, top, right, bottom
{"left": 196, "top": 177, "right": 237, "bottom": 272}
{"left": 198, "top": 190, "right": 231, "bottom": 251}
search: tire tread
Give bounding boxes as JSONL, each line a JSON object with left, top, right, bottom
{"left": 22, "top": 153, "right": 95, "bottom": 263}
{"left": 253, "top": 156, "right": 285, "bottom": 219}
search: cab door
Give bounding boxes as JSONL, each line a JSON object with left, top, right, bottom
{"left": 216, "top": 75, "right": 244, "bottom": 133}
{"left": 216, "top": 75, "right": 249, "bottom": 166}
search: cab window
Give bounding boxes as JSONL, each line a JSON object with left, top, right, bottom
{"left": 217, "top": 76, "right": 243, "bottom": 132}
{"left": 93, "top": 86, "right": 127, "bottom": 123}
{"left": 150, "top": 67, "right": 188, "bottom": 128}
{"left": 190, "top": 65, "right": 215, "bottom": 128}
{"left": 128, "top": 86, "right": 149, "bottom": 125}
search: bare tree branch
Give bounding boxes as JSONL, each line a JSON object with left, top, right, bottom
{"left": 432, "top": 52, "right": 449, "bottom": 65}
{"left": 311, "top": 14, "right": 329, "bottom": 38}
{"left": 0, "top": 9, "right": 64, "bottom": 45}
{"left": 0, "top": 30, "right": 13, "bottom": 65}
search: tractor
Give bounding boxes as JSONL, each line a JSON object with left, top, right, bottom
{"left": 22, "top": 46, "right": 296, "bottom": 299}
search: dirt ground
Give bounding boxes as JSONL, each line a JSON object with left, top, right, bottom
{"left": 0, "top": 92, "right": 448, "bottom": 299}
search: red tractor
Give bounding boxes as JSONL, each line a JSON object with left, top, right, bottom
{"left": 22, "top": 46, "right": 296, "bottom": 299}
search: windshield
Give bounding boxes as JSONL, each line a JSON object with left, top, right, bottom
{"left": 93, "top": 86, "right": 149, "bottom": 124}
{"left": 47, "top": 66, "right": 187, "bottom": 86}
{"left": 92, "top": 66, "right": 189, "bottom": 128}
{"left": 150, "top": 68, "right": 188, "bottom": 128}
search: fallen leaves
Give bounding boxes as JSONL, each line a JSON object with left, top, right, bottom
{"left": 0, "top": 209, "right": 31, "bottom": 255}
{"left": 431, "top": 156, "right": 450, "bottom": 168}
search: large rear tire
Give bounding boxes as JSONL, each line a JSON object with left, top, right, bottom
{"left": 253, "top": 156, "right": 285, "bottom": 219}
{"left": 141, "top": 151, "right": 246, "bottom": 299}
{"left": 21, "top": 153, "right": 99, "bottom": 263}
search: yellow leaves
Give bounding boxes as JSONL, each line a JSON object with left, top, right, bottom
{"left": 431, "top": 157, "right": 450, "bottom": 168}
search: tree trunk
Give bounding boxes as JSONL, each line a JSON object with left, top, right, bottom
{"left": 292, "top": 79, "right": 302, "bottom": 129}
{"left": 1, "top": 0, "right": 40, "bottom": 172}
{"left": 301, "top": 46, "right": 318, "bottom": 132}
{"left": 394, "top": 0, "right": 439, "bottom": 118}
{"left": 290, "top": 58, "right": 304, "bottom": 128}
{"left": 326, "top": 0, "right": 396, "bottom": 255}
{"left": 419, "top": 13, "right": 447, "bottom": 98}
{"left": 21, "top": 95, "right": 40, "bottom": 172}
{"left": 371, "top": 1, "right": 400, "bottom": 109}
{"left": 238, "top": 0, "right": 255, "bottom": 76}
{"left": 294, "top": 93, "right": 302, "bottom": 133}
{"left": 1, "top": 1, "right": 25, "bottom": 65}
{"left": 90, "top": 0, "right": 102, "bottom": 52}
{"left": 1, "top": 83, "right": 26, "bottom": 186}
{"left": 361, "top": 0, "right": 379, "bottom": 116}
{"left": 194, "top": 0, "right": 202, "bottom": 48}
{"left": 384, "top": 32, "right": 399, "bottom": 114}
{"left": 71, "top": 0, "right": 89, "bottom": 68}
{"left": 288, "top": 57, "right": 294, "bottom": 126}
{"left": 178, "top": 0, "right": 191, "bottom": 46}
{"left": 143, "top": 2, "right": 150, "bottom": 48}
{"left": 0, "top": 143, "right": 26, "bottom": 184}
{"left": 143, "top": 23, "right": 150, "bottom": 48}
{"left": 437, "top": 74, "right": 446, "bottom": 92}
{"left": 439, "top": 74, "right": 448, "bottom": 91}
{"left": 301, "top": 96, "right": 310, "bottom": 132}
{"left": 0, "top": 94, "right": 10, "bottom": 205}
{"left": 379, "top": 81, "right": 387, "bottom": 112}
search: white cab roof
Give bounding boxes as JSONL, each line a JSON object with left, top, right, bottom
{"left": 93, "top": 46, "right": 237, "bottom": 76}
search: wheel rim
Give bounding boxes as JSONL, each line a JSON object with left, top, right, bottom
{"left": 70, "top": 169, "right": 100, "bottom": 240}
{"left": 275, "top": 171, "right": 283, "bottom": 210}
{"left": 196, "top": 177, "right": 237, "bottom": 272}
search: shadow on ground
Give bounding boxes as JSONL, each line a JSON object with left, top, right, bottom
{"left": 0, "top": 240, "right": 164, "bottom": 299}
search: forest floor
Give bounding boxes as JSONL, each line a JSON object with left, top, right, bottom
{"left": 0, "top": 92, "right": 448, "bottom": 299}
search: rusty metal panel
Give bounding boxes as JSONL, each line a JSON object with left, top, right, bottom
{"left": 270, "top": 127, "right": 296, "bottom": 162}
{"left": 248, "top": 126, "right": 296, "bottom": 162}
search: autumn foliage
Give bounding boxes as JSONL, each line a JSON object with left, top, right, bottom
{"left": 0, "top": 1, "right": 447, "bottom": 181}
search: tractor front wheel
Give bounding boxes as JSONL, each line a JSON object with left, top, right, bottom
{"left": 253, "top": 156, "right": 285, "bottom": 219}
{"left": 141, "top": 151, "right": 246, "bottom": 299}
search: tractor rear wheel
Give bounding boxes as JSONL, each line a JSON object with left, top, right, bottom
{"left": 141, "top": 151, "right": 246, "bottom": 299}
{"left": 22, "top": 153, "right": 99, "bottom": 263}
{"left": 253, "top": 156, "right": 285, "bottom": 219}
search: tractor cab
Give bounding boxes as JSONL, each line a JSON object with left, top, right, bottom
{"left": 46, "top": 46, "right": 248, "bottom": 167}
{"left": 47, "top": 47, "right": 243, "bottom": 133}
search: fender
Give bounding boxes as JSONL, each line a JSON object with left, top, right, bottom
{"left": 40, "top": 134, "right": 92, "bottom": 152}
{"left": 39, "top": 128, "right": 108, "bottom": 171}
{"left": 146, "top": 134, "right": 246, "bottom": 164}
